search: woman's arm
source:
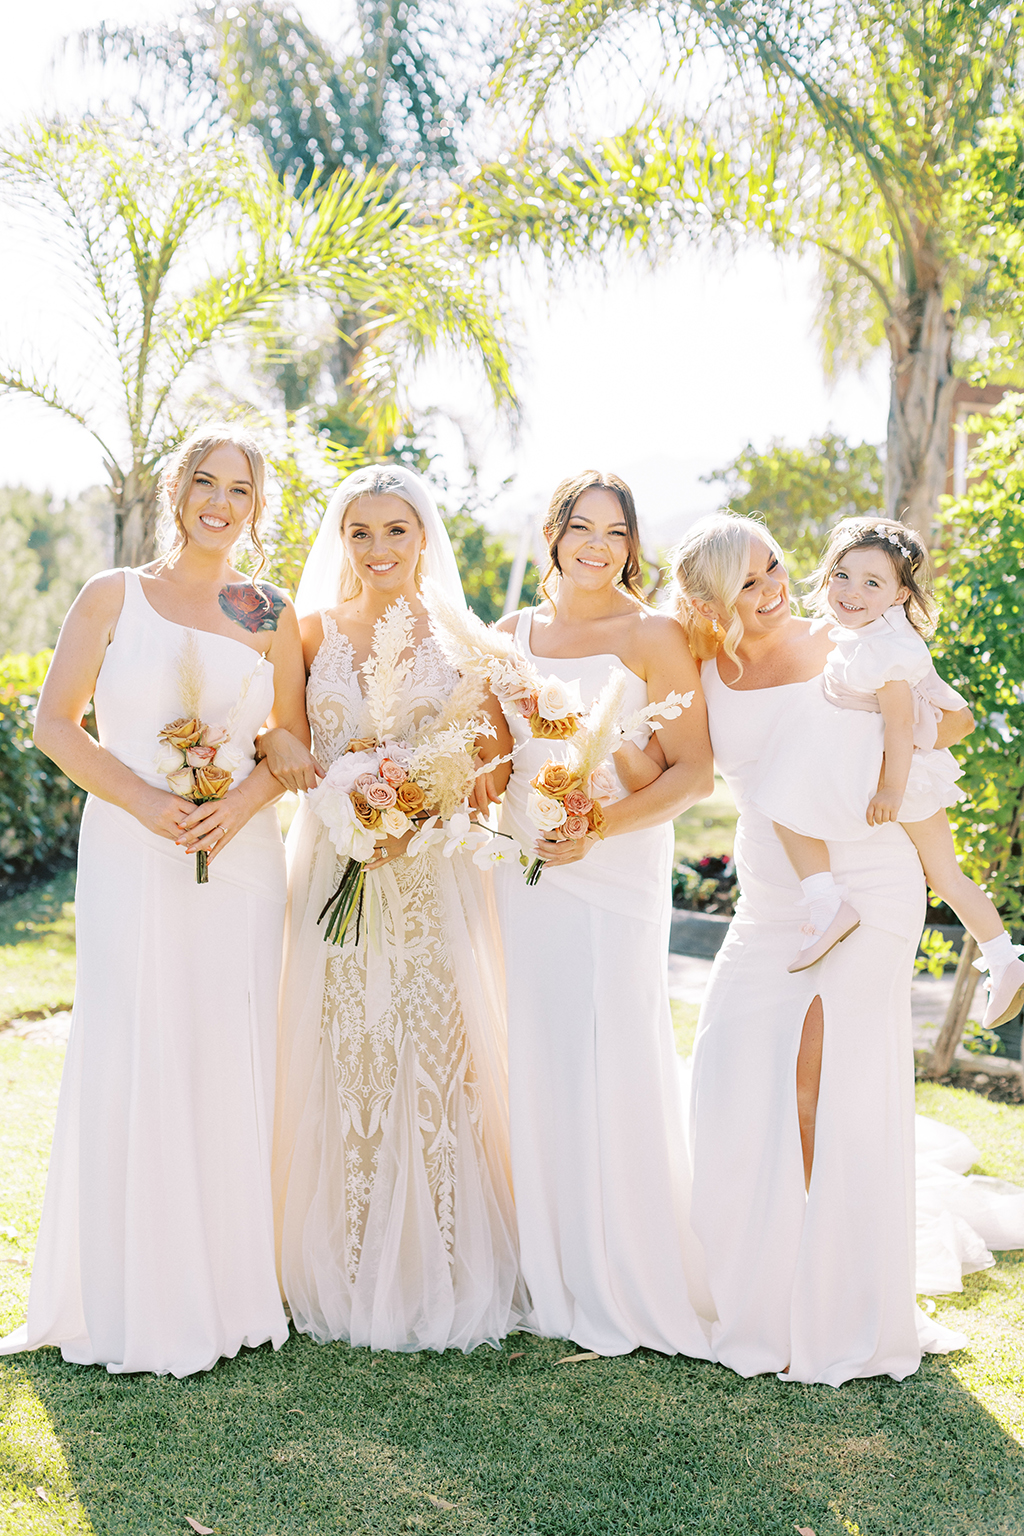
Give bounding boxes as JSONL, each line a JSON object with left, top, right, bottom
{"left": 535, "top": 618, "right": 714, "bottom": 866}
{"left": 254, "top": 611, "right": 325, "bottom": 795}
{"left": 935, "top": 706, "right": 974, "bottom": 750}
{"left": 867, "top": 680, "right": 915, "bottom": 826}
{"left": 33, "top": 573, "right": 196, "bottom": 841}
{"left": 178, "top": 597, "right": 315, "bottom": 859}
{"left": 471, "top": 690, "right": 514, "bottom": 812}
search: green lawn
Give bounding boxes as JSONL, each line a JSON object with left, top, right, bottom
{"left": 674, "top": 775, "right": 738, "bottom": 863}
{"left": 2, "top": 881, "right": 1023, "bottom": 1535}
{"left": 0, "top": 871, "right": 77, "bottom": 1026}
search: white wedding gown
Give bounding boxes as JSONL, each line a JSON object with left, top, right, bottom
{"left": 272, "top": 616, "right": 522, "bottom": 1353}
{"left": 0, "top": 569, "right": 289, "bottom": 1377}
{"left": 495, "top": 610, "right": 712, "bottom": 1358}
{"left": 693, "top": 658, "right": 1024, "bottom": 1386}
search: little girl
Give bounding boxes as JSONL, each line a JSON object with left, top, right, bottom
{"left": 619, "top": 516, "right": 1024, "bottom": 1033}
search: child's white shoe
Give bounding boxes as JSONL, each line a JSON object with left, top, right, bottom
{"left": 981, "top": 956, "right": 1024, "bottom": 1030}
{"left": 787, "top": 902, "right": 861, "bottom": 973}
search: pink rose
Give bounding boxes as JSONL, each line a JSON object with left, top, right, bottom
{"left": 515, "top": 693, "right": 539, "bottom": 719}
{"left": 364, "top": 780, "right": 398, "bottom": 809}
{"left": 185, "top": 745, "right": 218, "bottom": 766}
{"left": 563, "top": 789, "right": 593, "bottom": 816}
{"left": 379, "top": 758, "right": 407, "bottom": 787}
{"left": 354, "top": 772, "right": 378, "bottom": 794}
{"left": 589, "top": 764, "right": 617, "bottom": 802}
{"left": 201, "top": 725, "right": 230, "bottom": 747}
{"left": 562, "top": 814, "right": 589, "bottom": 838}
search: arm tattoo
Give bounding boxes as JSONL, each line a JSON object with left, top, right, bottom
{"left": 219, "top": 581, "right": 286, "bottom": 634}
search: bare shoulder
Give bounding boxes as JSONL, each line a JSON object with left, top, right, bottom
{"left": 632, "top": 608, "right": 697, "bottom": 663}
{"left": 70, "top": 568, "right": 127, "bottom": 625}
{"left": 299, "top": 611, "right": 326, "bottom": 671}
{"left": 494, "top": 611, "right": 521, "bottom": 637}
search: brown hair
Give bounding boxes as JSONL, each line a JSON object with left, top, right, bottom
{"left": 157, "top": 424, "right": 268, "bottom": 579}
{"left": 540, "top": 471, "right": 644, "bottom": 604}
{"left": 805, "top": 517, "right": 935, "bottom": 635}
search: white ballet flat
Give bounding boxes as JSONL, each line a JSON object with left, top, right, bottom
{"left": 981, "top": 956, "right": 1024, "bottom": 1030}
{"left": 787, "top": 902, "right": 861, "bottom": 973}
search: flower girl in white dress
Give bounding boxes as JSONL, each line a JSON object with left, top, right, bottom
{"left": 750, "top": 518, "right": 1024, "bottom": 1028}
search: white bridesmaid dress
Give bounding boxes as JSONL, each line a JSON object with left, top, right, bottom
{"left": 0, "top": 570, "right": 289, "bottom": 1377}
{"left": 693, "top": 657, "right": 1024, "bottom": 1387}
{"left": 495, "top": 610, "right": 712, "bottom": 1359}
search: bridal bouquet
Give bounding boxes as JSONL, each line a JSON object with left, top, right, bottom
{"left": 308, "top": 599, "right": 512, "bottom": 946}
{"left": 423, "top": 580, "right": 586, "bottom": 738}
{"left": 155, "top": 630, "right": 254, "bottom": 884}
{"left": 523, "top": 670, "right": 692, "bottom": 883}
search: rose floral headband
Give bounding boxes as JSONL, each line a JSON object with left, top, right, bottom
{"left": 873, "top": 524, "right": 914, "bottom": 561}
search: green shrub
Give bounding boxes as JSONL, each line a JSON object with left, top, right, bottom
{"left": 0, "top": 652, "right": 84, "bottom": 888}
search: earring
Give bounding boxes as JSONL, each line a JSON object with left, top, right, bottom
{"left": 711, "top": 615, "right": 720, "bottom": 635}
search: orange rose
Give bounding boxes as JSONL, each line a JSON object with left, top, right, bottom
{"left": 532, "top": 762, "right": 583, "bottom": 797}
{"left": 529, "top": 713, "right": 579, "bottom": 740}
{"left": 192, "top": 763, "right": 233, "bottom": 800}
{"left": 351, "top": 791, "right": 382, "bottom": 830}
{"left": 588, "top": 800, "right": 606, "bottom": 837}
{"left": 159, "top": 716, "right": 204, "bottom": 750}
{"left": 346, "top": 737, "right": 377, "bottom": 754}
{"left": 395, "top": 780, "right": 425, "bottom": 814}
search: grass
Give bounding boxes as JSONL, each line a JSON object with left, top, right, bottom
{"left": 0, "top": 871, "right": 77, "bottom": 1026}
{"left": 673, "top": 775, "right": 738, "bottom": 863}
{"left": 2, "top": 891, "right": 1023, "bottom": 1535}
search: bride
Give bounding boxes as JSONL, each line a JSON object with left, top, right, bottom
{"left": 265, "top": 465, "right": 523, "bottom": 1353}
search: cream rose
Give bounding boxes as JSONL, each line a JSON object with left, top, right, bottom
{"left": 166, "top": 766, "right": 195, "bottom": 798}
{"left": 527, "top": 788, "right": 567, "bottom": 833}
{"left": 536, "top": 677, "right": 584, "bottom": 722}
{"left": 155, "top": 746, "right": 184, "bottom": 776}
{"left": 381, "top": 807, "right": 410, "bottom": 838}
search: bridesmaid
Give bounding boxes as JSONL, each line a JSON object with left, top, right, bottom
{"left": 491, "top": 470, "right": 715, "bottom": 1357}
{"left": 0, "top": 424, "right": 309, "bottom": 1377}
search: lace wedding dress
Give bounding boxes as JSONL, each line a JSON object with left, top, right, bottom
{"left": 272, "top": 614, "right": 522, "bottom": 1353}
{"left": 1, "top": 570, "right": 288, "bottom": 1377}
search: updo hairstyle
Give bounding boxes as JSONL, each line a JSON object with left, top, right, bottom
{"left": 668, "top": 512, "right": 788, "bottom": 676}
{"left": 540, "top": 470, "right": 645, "bottom": 605}
{"left": 804, "top": 517, "right": 935, "bottom": 636}
{"left": 158, "top": 423, "right": 268, "bottom": 578}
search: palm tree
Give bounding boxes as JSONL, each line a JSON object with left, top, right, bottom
{"left": 0, "top": 115, "right": 513, "bottom": 565}
{"left": 478, "top": 0, "right": 1024, "bottom": 537}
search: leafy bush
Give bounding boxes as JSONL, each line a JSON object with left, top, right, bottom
{"left": 672, "top": 855, "right": 737, "bottom": 914}
{"left": 0, "top": 652, "right": 84, "bottom": 889}
{"left": 932, "top": 395, "right": 1024, "bottom": 931}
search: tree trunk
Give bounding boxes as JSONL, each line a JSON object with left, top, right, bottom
{"left": 112, "top": 464, "right": 160, "bottom": 567}
{"left": 926, "top": 934, "right": 980, "bottom": 1078}
{"left": 884, "top": 285, "right": 958, "bottom": 543}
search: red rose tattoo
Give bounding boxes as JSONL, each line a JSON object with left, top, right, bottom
{"left": 219, "top": 582, "right": 286, "bottom": 633}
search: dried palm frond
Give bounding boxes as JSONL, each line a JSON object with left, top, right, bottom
{"left": 176, "top": 629, "right": 206, "bottom": 718}
{"left": 568, "top": 669, "right": 629, "bottom": 787}
{"left": 423, "top": 578, "right": 539, "bottom": 698}
{"left": 361, "top": 598, "right": 415, "bottom": 740}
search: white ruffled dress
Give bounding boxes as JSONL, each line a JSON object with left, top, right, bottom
{"left": 752, "top": 606, "right": 968, "bottom": 841}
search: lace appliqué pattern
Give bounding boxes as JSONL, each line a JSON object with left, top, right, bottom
{"left": 307, "top": 611, "right": 481, "bottom": 1283}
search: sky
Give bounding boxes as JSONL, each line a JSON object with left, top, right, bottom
{"left": 0, "top": 1, "right": 891, "bottom": 550}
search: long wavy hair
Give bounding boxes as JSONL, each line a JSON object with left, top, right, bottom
{"left": 539, "top": 470, "right": 645, "bottom": 605}
{"left": 157, "top": 423, "right": 268, "bottom": 578}
{"left": 668, "top": 512, "right": 788, "bottom": 677}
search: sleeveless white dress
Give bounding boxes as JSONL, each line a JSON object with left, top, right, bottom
{"left": 272, "top": 616, "right": 522, "bottom": 1354}
{"left": 0, "top": 569, "right": 288, "bottom": 1377}
{"left": 495, "top": 610, "right": 712, "bottom": 1358}
{"left": 693, "top": 658, "right": 1024, "bottom": 1386}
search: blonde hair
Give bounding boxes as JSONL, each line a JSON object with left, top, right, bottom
{"left": 668, "top": 512, "right": 788, "bottom": 676}
{"left": 804, "top": 517, "right": 936, "bottom": 636}
{"left": 540, "top": 470, "right": 645, "bottom": 605}
{"left": 157, "top": 423, "right": 268, "bottom": 578}
{"left": 334, "top": 465, "right": 424, "bottom": 602}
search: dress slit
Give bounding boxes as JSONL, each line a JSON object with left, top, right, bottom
{"left": 796, "top": 995, "right": 824, "bottom": 1191}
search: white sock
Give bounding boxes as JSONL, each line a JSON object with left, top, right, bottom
{"left": 979, "top": 931, "right": 1016, "bottom": 974}
{"left": 800, "top": 873, "right": 842, "bottom": 948}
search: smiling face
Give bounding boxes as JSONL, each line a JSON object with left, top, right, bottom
{"left": 341, "top": 493, "right": 425, "bottom": 596}
{"left": 725, "top": 536, "right": 789, "bottom": 638}
{"left": 552, "top": 486, "right": 633, "bottom": 592}
{"left": 827, "top": 546, "right": 909, "bottom": 628}
{"left": 179, "top": 443, "right": 255, "bottom": 552}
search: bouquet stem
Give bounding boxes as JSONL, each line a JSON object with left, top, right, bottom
{"left": 317, "top": 858, "right": 367, "bottom": 946}
{"left": 526, "top": 856, "right": 545, "bottom": 886}
{"left": 196, "top": 849, "right": 209, "bottom": 884}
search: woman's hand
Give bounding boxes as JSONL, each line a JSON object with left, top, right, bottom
{"left": 260, "top": 726, "right": 324, "bottom": 793}
{"left": 471, "top": 750, "right": 510, "bottom": 814}
{"left": 178, "top": 787, "right": 258, "bottom": 861}
{"left": 532, "top": 831, "right": 600, "bottom": 867}
{"left": 364, "top": 824, "right": 417, "bottom": 871}
{"left": 133, "top": 787, "right": 200, "bottom": 842}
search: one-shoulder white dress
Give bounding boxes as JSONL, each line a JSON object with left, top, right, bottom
{"left": 495, "top": 609, "right": 712, "bottom": 1358}
{"left": 1, "top": 570, "right": 289, "bottom": 1377}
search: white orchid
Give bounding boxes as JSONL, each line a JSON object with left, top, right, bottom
{"left": 472, "top": 837, "right": 524, "bottom": 870}
{"left": 442, "top": 811, "right": 491, "bottom": 858}
{"left": 407, "top": 815, "right": 445, "bottom": 856}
